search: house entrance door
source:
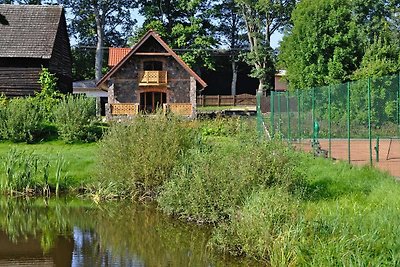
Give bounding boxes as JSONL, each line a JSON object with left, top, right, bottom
{"left": 140, "top": 91, "right": 167, "bottom": 112}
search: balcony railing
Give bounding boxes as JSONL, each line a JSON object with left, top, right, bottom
{"left": 138, "top": 71, "right": 167, "bottom": 86}
{"left": 110, "top": 103, "right": 139, "bottom": 115}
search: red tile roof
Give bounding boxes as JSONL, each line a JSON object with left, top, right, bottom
{"left": 108, "top": 48, "right": 131, "bottom": 67}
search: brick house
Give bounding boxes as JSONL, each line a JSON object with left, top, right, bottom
{"left": 97, "top": 30, "right": 207, "bottom": 118}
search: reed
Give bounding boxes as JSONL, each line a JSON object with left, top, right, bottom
{"left": 0, "top": 147, "right": 68, "bottom": 196}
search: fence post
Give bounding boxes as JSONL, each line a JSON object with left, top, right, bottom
{"left": 217, "top": 95, "right": 221, "bottom": 106}
{"left": 233, "top": 95, "right": 236, "bottom": 106}
{"left": 278, "top": 92, "right": 281, "bottom": 135}
{"left": 328, "top": 85, "right": 332, "bottom": 159}
{"left": 312, "top": 88, "right": 316, "bottom": 140}
{"left": 270, "top": 91, "right": 275, "bottom": 138}
{"left": 286, "top": 90, "right": 291, "bottom": 142}
{"left": 256, "top": 93, "right": 262, "bottom": 139}
{"left": 398, "top": 73, "right": 400, "bottom": 137}
{"left": 368, "top": 77, "right": 372, "bottom": 166}
{"left": 202, "top": 95, "right": 205, "bottom": 107}
{"left": 297, "top": 89, "right": 301, "bottom": 143}
{"left": 347, "top": 81, "right": 351, "bottom": 163}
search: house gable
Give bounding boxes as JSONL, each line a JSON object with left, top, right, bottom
{"left": 97, "top": 30, "right": 207, "bottom": 88}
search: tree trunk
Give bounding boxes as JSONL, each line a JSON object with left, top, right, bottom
{"left": 257, "top": 76, "right": 265, "bottom": 95}
{"left": 94, "top": 8, "right": 104, "bottom": 82}
{"left": 231, "top": 60, "right": 238, "bottom": 96}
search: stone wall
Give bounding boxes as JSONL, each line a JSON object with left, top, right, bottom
{"left": 108, "top": 55, "right": 192, "bottom": 104}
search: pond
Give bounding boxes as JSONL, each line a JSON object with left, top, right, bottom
{"left": 0, "top": 197, "right": 259, "bottom": 266}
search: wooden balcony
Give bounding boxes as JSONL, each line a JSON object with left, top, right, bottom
{"left": 138, "top": 71, "right": 167, "bottom": 86}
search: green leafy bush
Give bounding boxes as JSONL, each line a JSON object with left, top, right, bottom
{"left": 54, "top": 94, "right": 97, "bottom": 143}
{"left": 96, "top": 114, "right": 197, "bottom": 199}
{"left": 2, "top": 98, "right": 44, "bottom": 142}
{"left": 158, "top": 140, "right": 304, "bottom": 223}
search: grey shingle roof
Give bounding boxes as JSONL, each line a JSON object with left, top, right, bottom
{"left": 0, "top": 4, "right": 63, "bottom": 59}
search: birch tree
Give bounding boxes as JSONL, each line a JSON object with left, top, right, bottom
{"left": 238, "top": 0, "right": 296, "bottom": 94}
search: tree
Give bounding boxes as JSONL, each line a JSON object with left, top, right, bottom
{"left": 212, "top": 0, "right": 248, "bottom": 95}
{"left": 63, "top": 0, "right": 137, "bottom": 82}
{"left": 237, "top": 0, "right": 296, "bottom": 94}
{"left": 279, "top": 0, "right": 362, "bottom": 89}
{"left": 135, "top": 0, "right": 216, "bottom": 72}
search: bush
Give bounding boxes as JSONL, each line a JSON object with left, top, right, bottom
{"left": 54, "top": 94, "right": 97, "bottom": 143}
{"left": 96, "top": 114, "right": 197, "bottom": 199}
{"left": 2, "top": 98, "right": 44, "bottom": 142}
{"left": 158, "top": 140, "right": 304, "bottom": 223}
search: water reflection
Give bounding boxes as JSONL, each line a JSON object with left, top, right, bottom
{"left": 0, "top": 197, "right": 258, "bottom": 266}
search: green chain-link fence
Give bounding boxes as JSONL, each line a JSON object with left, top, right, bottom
{"left": 259, "top": 73, "right": 400, "bottom": 166}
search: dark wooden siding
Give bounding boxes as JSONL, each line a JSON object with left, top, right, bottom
{"left": 49, "top": 11, "right": 72, "bottom": 94}
{"left": 0, "top": 67, "right": 42, "bottom": 96}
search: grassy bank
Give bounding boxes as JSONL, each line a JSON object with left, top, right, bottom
{"left": 0, "top": 141, "right": 98, "bottom": 194}
{"left": 92, "top": 115, "right": 400, "bottom": 265}
{"left": 1, "top": 115, "right": 399, "bottom": 265}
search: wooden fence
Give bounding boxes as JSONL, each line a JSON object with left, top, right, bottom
{"left": 197, "top": 94, "right": 256, "bottom": 107}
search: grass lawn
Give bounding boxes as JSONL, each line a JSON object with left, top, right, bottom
{"left": 0, "top": 141, "right": 99, "bottom": 188}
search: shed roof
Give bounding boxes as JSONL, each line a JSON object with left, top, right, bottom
{"left": 108, "top": 48, "right": 131, "bottom": 67}
{"left": 98, "top": 30, "right": 207, "bottom": 88}
{"left": 0, "top": 4, "right": 63, "bottom": 59}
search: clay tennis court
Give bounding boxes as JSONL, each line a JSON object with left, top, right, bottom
{"left": 294, "top": 138, "right": 400, "bottom": 178}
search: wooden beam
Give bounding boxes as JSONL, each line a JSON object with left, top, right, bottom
{"left": 134, "top": 52, "right": 171, "bottom": 56}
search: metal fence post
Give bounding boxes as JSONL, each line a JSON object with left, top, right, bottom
{"left": 278, "top": 92, "right": 281, "bottom": 135}
{"left": 368, "top": 77, "right": 372, "bottom": 166}
{"left": 256, "top": 93, "right": 262, "bottom": 139}
{"left": 297, "top": 89, "right": 301, "bottom": 142}
{"left": 286, "top": 90, "right": 291, "bottom": 142}
{"left": 347, "top": 81, "right": 351, "bottom": 163}
{"left": 398, "top": 73, "right": 400, "bottom": 137}
{"left": 270, "top": 91, "right": 274, "bottom": 138}
{"left": 328, "top": 85, "right": 332, "bottom": 159}
{"left": 312, "top": 88, "right": 316, "bottom": 139}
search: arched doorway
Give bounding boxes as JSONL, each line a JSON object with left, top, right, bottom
{"left": 139, "top": 90, "right": 167, "bottom": 113}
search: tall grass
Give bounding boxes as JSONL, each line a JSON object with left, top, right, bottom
{"left": 158, "top": 139, "right": 303, "bottom": 223}
{"left": 96, "top": 113, "right": 196, "bottom": 199}
{"left": 0, "top": 147, "right": 68, "bottom": 196}
{"left": 209, "top": 153, "right": 400, "bottom": 265}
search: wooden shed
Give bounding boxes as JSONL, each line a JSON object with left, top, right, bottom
{"left": 0, "top": 4, "right": 72, "bottom": 96}
{"left": 97, "top": 30, "right": 207, "bottom": 118}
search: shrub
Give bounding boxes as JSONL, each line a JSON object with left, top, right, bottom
{"left": 96, "top": 114, "right": 197, "bottom": 199}
{"left": 158, "top": 140, "right": 304, "bottom": 223}
{"left": 54, "top": 94, "right": 97, "bottom": 143}
{"left": 3, "top": 98, "right": 44, "bottom": 142}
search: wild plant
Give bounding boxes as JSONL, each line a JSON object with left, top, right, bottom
{"left": 97, "top": 113, "right": 197, "bottom": 199}
{"left": 0, "top": 148, "right": 68, "bottom": 196}
{"left": 4, "top": 98, "right": 44, "bottom": 142}
{"left": 54, "top": 94, "right": 97, "bottom": 143}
